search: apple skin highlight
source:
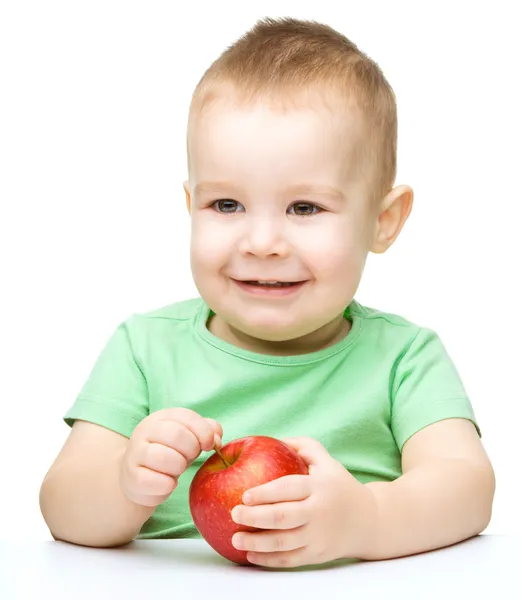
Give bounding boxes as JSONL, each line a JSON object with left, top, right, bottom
{"left": 189, "top": 435, "right": 309, "bottom": 565}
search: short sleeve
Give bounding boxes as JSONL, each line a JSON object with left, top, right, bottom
{"left": 391, "top": 327, "right": 480, "bottom": 452}
{"left": 63, "top": 319, "right": 149, "bottom": 438}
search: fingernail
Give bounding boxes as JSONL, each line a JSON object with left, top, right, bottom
{"left": 232, "top": 534, "right": 244, "bottom": 550}
{"left": 231, "top": 507, "right": 241, "bottom": 523}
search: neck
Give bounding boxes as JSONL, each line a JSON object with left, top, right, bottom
{"left": 208, "top": 312, "right": 351, "bottom": 356}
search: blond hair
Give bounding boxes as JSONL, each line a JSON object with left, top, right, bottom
{"left": 187, "top": 17, "right": 397, "bottom": 204}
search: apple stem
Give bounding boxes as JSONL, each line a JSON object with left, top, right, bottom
{"left": 214, "top": 446, "right": 231, "bottom": 468}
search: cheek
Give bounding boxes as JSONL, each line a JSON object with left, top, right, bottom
{"left": 190, "top": 219, "right": 228, "bottom": 269}
{"left": 302, "top": 224, "right": 366, "bottom": 278}
{"left": 190, "top": 218, "right": 221, "bottom": 261}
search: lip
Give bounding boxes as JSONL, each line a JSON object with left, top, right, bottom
{"left": 232, "top": 279, "right": 308, "bottom": 297}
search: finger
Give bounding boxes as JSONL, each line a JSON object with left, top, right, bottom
{"left": 147, "top": 420, "right": 201, "bottom": 462}
{"left": 157, "top": 410, "right": 217, "bottom": 453}
{"left": 128, "top": 490, "right": 174, "bottom": 508}
{"left": 231, "top": 500, "right": 309, "bottom": 530}
{"left": 205, "top": 417, "right": 223, "bottom": 440}
{"left": 133, "top": 465, "right": 177, "bottom": 497}
{"left": 232, "top": 526, "right": 307, "bottom": 554}
{"left": 281, "top": 437, "right": 334, "bottom": 469}
{"left": 140, "top": 442, "right": 188, "bottom": 477}
{"left": 247, "top": 546, "right": 310, "bottom": 569}
{"left": 242, "top": 474, "right": 311, "bottom": 505}
{"left": 205, "top": 418, "right": 223, "bottom": 450}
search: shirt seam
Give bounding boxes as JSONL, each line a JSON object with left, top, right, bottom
{"left": 392, "top": 396, "right": 470, "bottom": 422}
{"left": 197, "top": 316, "right": 365, "bottom": 366}
{"left": 73, "top": 394, "right": 145, "bottom": 424}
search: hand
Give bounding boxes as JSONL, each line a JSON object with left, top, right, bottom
{"left": 120, "top": 408, "right": 223, "bottom": 507}
{"left": 230, "top": 437, "right": 378, "bottom": 568}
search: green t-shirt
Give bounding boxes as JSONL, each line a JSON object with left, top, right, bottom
{"left": 64, "top": 297, "right": 479, "bottom": 539}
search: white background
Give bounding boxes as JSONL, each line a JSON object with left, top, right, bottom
{"left": 1, "top": 1, "right": 519, "bottom": 541}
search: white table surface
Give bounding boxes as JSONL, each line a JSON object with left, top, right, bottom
{"left": 0, "top": 534, "right": 518, "bottom": 600}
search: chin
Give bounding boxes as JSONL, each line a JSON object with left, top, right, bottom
{"left": 232, "top": 316, "right": 310, "bottom": 342}
{"left": 245, "top": 329, "right": 297, "bottom": 343}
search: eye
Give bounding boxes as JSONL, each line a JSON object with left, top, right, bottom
{"left": 210, "top": 200, "right": 322, "bottom": 216}
{"left": 211, "top": 199, "right": 244, "bottom": 213}
{"left": 289, "top": 202, "right": 322, "bottom": 216}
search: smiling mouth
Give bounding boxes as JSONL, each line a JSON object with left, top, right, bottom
{"left": 241, "top": 281, "right": 300, "bottom": 288}
{"left": 231, "top": 279, "right": 309, "bottom": 295}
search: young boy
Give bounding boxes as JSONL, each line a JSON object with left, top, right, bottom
{"left": 39, "top": 17, "right": 495, "bottom": 568}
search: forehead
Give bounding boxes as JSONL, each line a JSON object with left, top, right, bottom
{"left": 190, "top": 85, "right": 361, "bottom": 137}
{"left": 196, "top": 103, "right": 340, "bottom": 147}
{"left": 188, "top": 93, "right": 364, "bottom": 182}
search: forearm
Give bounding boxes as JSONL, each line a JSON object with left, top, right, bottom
{"left": 362, "top": 458, "right": 495, "bottom": 560}
{"left": 39, "top": 446, "right": 154, "bottom": 547}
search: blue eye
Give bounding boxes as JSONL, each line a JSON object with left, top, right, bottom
{"left": 211, "top": 200, "right": 322, "bottom": 216}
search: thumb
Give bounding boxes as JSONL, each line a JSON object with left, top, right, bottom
{"left": 281, "top": 436, "right": 335, "bottom": 470}
{"left": 204, "top": 418, "right": 223, "bottom": 450}
{"left": 205, "top": 417, "right": 223, "bottom": 438}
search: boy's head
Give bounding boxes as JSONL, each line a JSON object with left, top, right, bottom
{"left": 183, "top": 17, "right": 413, "bottom": 354}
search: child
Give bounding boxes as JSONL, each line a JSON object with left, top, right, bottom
{"left": 39, "top": 17, "right": 495, "bottom": 568}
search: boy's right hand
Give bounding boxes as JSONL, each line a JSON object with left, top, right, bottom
{"left": 120, "top": 408, "right": 223, "bottom": 507}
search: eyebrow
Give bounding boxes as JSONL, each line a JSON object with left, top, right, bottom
{"left": 193, "top": 181, "right": 345, "bottom": 201}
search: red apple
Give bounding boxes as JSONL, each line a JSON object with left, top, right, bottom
{"left": 189, "top": 435, "right": 309, "bottom": 565}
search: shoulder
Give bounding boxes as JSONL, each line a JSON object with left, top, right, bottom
{"left": 119, "top": 296, "right": 205, "bottom": 341}
{"left": 133, "top": 296, "right": 204, "bottom": 322}
{"left": 350, "top": 298, "right": 420, "bottom": 328}
{"left": 350, "top": 298, "right": 427, "bottom": 346}
{"left": 348, "top": 299, "right": 451, "bottom": 368}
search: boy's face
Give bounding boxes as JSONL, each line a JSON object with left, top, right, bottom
{"left": 184, "top": 97, "right": 406, "bottom": 354}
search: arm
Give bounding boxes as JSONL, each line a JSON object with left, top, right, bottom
{"left": 39, "top": 420, "right": 154, "bottom": 547}
{"left": 363, "top": 418, "right": 495, "bottom": 560}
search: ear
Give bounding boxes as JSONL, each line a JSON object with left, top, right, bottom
{"left": 183, "top": 180, "right": 191, "bottom": 214}
{"left": 371, "top": 184, "right": 413, "bottom": 254}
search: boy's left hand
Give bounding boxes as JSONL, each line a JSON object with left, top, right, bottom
{"left": 230, "top": 437, "right": 378, "bottom": 568}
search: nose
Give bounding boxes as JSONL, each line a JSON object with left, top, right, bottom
{"left": 238, "top": 216, "right": 290, "bottom": 258}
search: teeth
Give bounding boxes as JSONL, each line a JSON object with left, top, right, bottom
{"left": 250, "top": 281, "right": 294, "bottom": 288}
